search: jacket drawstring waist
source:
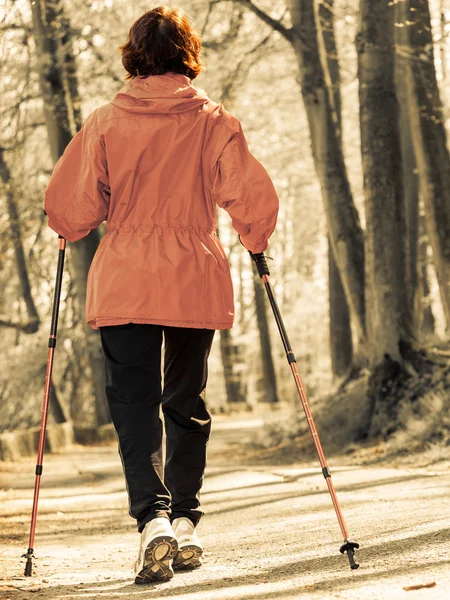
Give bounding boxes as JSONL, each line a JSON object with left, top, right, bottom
{"left": 105, "top": 223, "right": 215, "bottom": 235}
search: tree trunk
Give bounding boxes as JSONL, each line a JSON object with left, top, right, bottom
{"left": 356, "top": 0, "right": 428, "bottom": 439}
{"left": 0, "top": 148, "right": 40, "bottom": 333}
{"left": 30, "top": 0, "right": 110, "bottom": 426}
{"left": 219, "top": 328, "right": 248, "bottom": 405}
{"left": 253, "top": 269, "right": 279, "bottom": 403}
{"left": 328, "top": 240, "right": 352, "bottom": 376}
{"left": 216, "top": 221, "right": 248, "bottom": 406}
{"left": 400, "top": 122, "right": 421, "bottom": 334}
{"left": 439, "top": 0, "right": 447, "bottom": 83}
{"left": 287, "top": 0, "right": 367, "bottom": 361}
{"left": 419, "top": 209, "right": 436, "bottom": 336}
{"left": 319, "top": 0, "right": 353, "bottom": 376}
{"left": 394, "top": 7, "right": 421, "bottom": 338}
{"left": 318, "top": 0, "right": 342, "bottom": 135}
{"left": 49, "top": 385, "right": 69, "bottom": 424}
{"left": 397, "top": 0, "right": 450, "bottom": 330}
{"left": 357, "top": 0, "right": 413, "bottom": 368}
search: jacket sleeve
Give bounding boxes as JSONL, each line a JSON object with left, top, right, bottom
{"left": 44, "top": 112, "right": 110, "bottom": 243}
{"left": 212, "top": 120, "right": 279, "bottom": 254}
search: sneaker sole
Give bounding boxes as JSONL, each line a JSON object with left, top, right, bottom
{"left": 173, "top": 544, "right": 203, "bottom": 571}
{"left": 135, "top": 535, "right": 178, "bottom": 584}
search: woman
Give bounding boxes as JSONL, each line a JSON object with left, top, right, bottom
{"left": 44, "top": 5, "right": 279, "bottom": 585}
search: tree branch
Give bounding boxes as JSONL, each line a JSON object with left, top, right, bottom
{"left": 203, "top": 2, "right": 245, "bottom": 52}
{"left": 0, "top": 315, "right": 39, "bottom": 333}
{"left": 234, "top": 0, "right": 296, "bottom": 43}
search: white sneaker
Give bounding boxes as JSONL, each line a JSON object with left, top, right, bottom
{"left": 172, "top": 517, "right": 203, "bottom": 570}
{"left": 134, "top": 517, "right": 178, "bottom": 584}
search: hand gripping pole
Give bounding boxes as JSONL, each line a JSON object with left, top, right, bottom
{"left": 23, "top": 233, "right": 67, "bottom": 576}
{"left": 249, "top": 249, "right": 360, "bottom": 570}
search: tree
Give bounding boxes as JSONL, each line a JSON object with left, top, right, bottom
{"left": 319, "top": 0, "right": 353, "bottom": 377}
{"left": 396, "top": 0, "right": 450, "bottom": 331}
{"left": 356, "top": 0, "right": 411, "bottom": 368}
{"left": 0, "top": 147, "right": 40, "bottom": 333}
{"left": 354, "top": 0, "right": 449, "bottom": 438}
{"left": 394, "top": 0, "right": 422, "bottom": 336}
{"left": 395, "top": 0, "right": 435, "bottom": 339}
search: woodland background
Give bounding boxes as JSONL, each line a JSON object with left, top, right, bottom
{"left": 1, "top": 0, "right": 449, "bottom": 458}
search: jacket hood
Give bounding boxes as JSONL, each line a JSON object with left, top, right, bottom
{"left": 111, "top": 72, "right": 211, "bottom": 114}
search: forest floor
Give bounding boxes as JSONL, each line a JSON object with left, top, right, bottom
{"left": 1, "top": 412, "right": 450, "bottom": 600}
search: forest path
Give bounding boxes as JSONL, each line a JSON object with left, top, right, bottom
{"left": 1, "top": 414, "right": 450, "bottom": 599}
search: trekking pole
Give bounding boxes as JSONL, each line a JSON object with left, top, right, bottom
{"left": 23, "top": 229, "right": 67, "bottom": 577}
{"left": 248, "top": 248, "right": 360, "bottom": 570}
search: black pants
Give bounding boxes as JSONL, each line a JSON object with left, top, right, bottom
{"left": 99, "top": 323, "right": 216, "bottom": 533}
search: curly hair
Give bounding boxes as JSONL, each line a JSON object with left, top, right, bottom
{"left": 118, "top": 6, "right": 206, "bottom": 81}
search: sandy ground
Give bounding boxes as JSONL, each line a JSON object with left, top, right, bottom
{"left": 1, "top": 415, "right": 450, "bottom": 600}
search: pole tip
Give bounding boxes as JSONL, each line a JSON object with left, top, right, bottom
{"left": 24, "top": 558, "right": 33, "bottom": 576}
{"left": 22, "top": 548, "right": 35, "bottom": 577}
{"left": 340, "top": 540, "right": 360, "bottom": 570}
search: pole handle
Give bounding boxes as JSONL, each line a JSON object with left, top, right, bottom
{"left": 238, "top": 234, "right": 272, "bottom": 277}
{"left": 249, "top": 252, "right": 271, "bottom": 277}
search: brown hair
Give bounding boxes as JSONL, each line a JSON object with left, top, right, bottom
{"left": 118, "top": 6, "right": 205, "bottom": 81}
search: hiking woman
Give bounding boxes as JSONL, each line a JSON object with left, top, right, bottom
{"left": 44, "top": 5, "right": 279, "bottom": 584}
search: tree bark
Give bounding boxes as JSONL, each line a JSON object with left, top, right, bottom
{"left": 439, "top": 0, "right": 447, "bottom": 83}
{"left": 30, "top": 0, "right": 110, "bottom": 426}
{"left": 356, "top": 0, "right": 412, "bottom": 367}
{"left": 396, "top": 0, "right": 450, "bottom": 331}
{"left": 394, "top": 6, "right": 421, "bottom": 337}
{"left": 319, "top": 0, "right": 353, "bottom": 376}
{"left": 418, "top": 208, "right": 435, "bottom": 336}
{"left": 328, "top": 240, "right": 352, "bottom": 376}
{"left": 318, "top": 0, "right": 341, "bottom": 135}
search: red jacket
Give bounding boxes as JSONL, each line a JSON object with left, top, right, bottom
{"left": 44, "top": 72, "right": 279, "bottom": 330}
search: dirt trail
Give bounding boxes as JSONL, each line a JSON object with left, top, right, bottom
{"left": 1, "top": 415, "right": 450, "bottom": 599}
